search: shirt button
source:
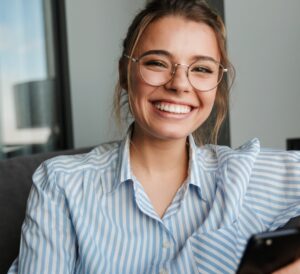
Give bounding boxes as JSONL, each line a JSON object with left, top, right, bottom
{"left": 162, "top": 241, "right": 171, "bottom": 248}
{"left": 159, "top": 269, "right": 168, "bottom": 274}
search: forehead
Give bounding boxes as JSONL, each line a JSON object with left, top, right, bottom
{"left": 134, "top": 15, "right": 220, "bottom": 61}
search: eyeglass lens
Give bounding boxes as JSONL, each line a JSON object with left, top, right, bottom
{"left": 138, "top": 54, "right": 224, "bottom": 91}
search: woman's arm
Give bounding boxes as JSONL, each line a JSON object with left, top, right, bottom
{"left": 8, "top": 161, "right": 77, "bottom": 274}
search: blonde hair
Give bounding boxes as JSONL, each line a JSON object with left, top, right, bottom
{"left": 113, "top": 0, "right": 234, "bottom": 145}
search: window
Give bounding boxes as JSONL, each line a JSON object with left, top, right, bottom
{"left": 0, "top": 0, "right": 72, "bottom": 159}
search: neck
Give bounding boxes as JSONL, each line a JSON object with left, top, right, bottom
{"left": 130, "top": 126, "right": 189, "bottom": 177}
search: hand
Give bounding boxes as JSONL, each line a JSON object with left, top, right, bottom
{"left": 272, "top": 259, "right": 300, "bottom": 274}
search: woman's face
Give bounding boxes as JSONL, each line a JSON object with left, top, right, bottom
{"left": 127, "top": 15, "right": 220, "bottom": 142}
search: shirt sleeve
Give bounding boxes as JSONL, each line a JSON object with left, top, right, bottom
{"left": 247, "top": 150, "right": 300, "bottom": 231}
{"left": 7, "top": 160, "right": 77, "bottom": 274}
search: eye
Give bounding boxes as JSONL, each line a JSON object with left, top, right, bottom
{"left": 191, "top": 66, "right": 213, "bottom": 74}
{"left": 144, "top": 60, "right": 168, "bottom": 68}
{"left": 141, "top": 58, "right": 170, "bottom": 72}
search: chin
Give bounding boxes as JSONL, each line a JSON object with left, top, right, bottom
{"left": 149, "top": 125, "right": 193, "bottom": 141}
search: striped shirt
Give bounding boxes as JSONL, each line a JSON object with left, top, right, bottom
{"left": 8, "top": 133, "right": 300, "bottom": 274}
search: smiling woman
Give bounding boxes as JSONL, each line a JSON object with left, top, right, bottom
{"left": 7, "top": 1, "right": 300, "bottom": 274}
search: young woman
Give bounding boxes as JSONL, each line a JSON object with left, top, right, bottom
{"left": 8, "top": 0, "right": 300, "bottom": 273}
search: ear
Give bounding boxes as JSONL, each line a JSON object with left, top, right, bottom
{"left": 119, "top": 59, "right": 128, "bottom": 91}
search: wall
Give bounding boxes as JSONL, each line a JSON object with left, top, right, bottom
{"left": 225, "top": 1, "right": 300, "bottom": 149}
{"left": 65, "top": 0, "right": 144, "bottom": 148}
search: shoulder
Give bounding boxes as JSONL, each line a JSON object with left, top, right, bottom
{"left": 195, "top": 138, "right": 300, "bottom": 168}
{"left": 256, "top": 147, "right": 300, "bottom": 164}
{"left": 32, "top": 140, "right": 122, "bottom": 189}
{"left": 193, "top": 138, "right": 260, "bottom": 170}
{"left": 43, "top": 140, "right": 121, "bottom": 173}
{"left": 252, "top": 147, "right": 300, "bottom": 181}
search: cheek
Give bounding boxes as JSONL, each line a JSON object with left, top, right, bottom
{"left": 129, "top": 69, "right": 148, "bottom": 116}
{"left": 130, "top": 65, "right": 156, "bottom": 103}
{"left": 198, "top": 90, "right": 217, "bottom": 109}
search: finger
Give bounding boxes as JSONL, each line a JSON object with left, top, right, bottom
{"left": 272, "top": 259, "right": 300, "bottom": 274}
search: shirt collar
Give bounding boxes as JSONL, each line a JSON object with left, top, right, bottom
{"left": 113, "top": 128, "right": 260, "bottom": 204}
{"left": 187, "top": 134, "right": 261, "bottom": 202}
{"left": 113, "top": 130, "right": 200, "bottom": 192}
{"left": 186, "top": 134, "right": 213, "bottom": 200}
{"left": 113, "top": 126, "right": 134, "bottom": 190}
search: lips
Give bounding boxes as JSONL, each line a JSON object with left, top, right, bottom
{"left": 153, "top": 101, "right": 192, "bottom": 114}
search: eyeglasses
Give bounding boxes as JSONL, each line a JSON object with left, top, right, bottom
{"left": 124, "top": 53, "right": 228, "bottom": 92}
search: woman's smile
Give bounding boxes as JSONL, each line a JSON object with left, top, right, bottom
{"left": 153, "top": 101, "right": 193, "bottom": 114}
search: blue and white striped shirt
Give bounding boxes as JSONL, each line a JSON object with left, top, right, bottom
{"left": 8, "top": 133, "right": 300, "bottom": 274}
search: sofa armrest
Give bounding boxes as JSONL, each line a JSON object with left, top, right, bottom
{"left": 0, "top": 147, "right": 92, "bottom": 274}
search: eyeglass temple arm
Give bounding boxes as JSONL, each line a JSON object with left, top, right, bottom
{"left": 124, "top": 54, "right": 138, "bottom": 63}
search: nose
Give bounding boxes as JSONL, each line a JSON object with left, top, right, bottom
{"left": 164, "top": 63, "right": 193, "bottom": 93}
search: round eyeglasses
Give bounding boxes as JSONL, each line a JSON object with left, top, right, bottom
{"left": 124, "top": 53, "right": 228, "bottom": 92}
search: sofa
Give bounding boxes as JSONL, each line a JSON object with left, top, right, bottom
{"left": 0, "top": 147, "right": 299, "bottom": 273}
{"left": 0, "top": 147, "right": 91, "bottom": 274}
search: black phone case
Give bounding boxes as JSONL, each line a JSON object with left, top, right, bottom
{"left": 236, "top": 228, "right": 300, "bottom": 274}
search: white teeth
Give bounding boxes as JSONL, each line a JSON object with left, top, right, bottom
{"left": 154, "top": 102, "right": 191, "bottom": 114}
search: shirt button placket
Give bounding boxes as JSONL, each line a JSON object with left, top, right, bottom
{"left": 159, "top": 268, "right": 168, "bottom": 274}
{"left": 162, "top": 240, "right": 171, "bottom": 249}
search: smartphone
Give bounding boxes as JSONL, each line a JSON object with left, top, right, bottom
{"left": 236, "top": 228, "right": 300, "bottom": 274}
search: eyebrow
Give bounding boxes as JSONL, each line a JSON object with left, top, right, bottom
{"left": 140, "top": 50, "right": 171, "bottom": 58}
{"left": 139, "top": 49, "right": 219, "bottom": 63}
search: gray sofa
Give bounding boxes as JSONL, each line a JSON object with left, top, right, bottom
{"left": 0, "top": 147, "right": 299, "bottom": 273}
{"left": 0, "top": 147, "right": 91, "bottom": 274}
